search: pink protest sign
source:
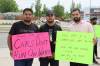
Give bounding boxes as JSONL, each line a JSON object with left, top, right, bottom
{"left": 12, "top": 32, "right": 52, "bottom": 60}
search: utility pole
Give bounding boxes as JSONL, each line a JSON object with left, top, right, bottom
{"left": 90, "top": 0, "right": 91, "bottom": 18}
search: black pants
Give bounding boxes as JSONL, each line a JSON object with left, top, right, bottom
{"left": 14, "top": 59, "right": 33, "bottom": 66}
{"left": 94, "top": 44, "right": 97, "bottom": 56}
{"left": 93, "top": 44, "right": 97, "bottom": 62}
{"left": 70, "top": 62, "right": 88, "bottom": 66}
{"left": 39, "top": 58, "right": 59, "bottom": 66}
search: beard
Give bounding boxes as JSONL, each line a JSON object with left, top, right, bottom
{"left": 48, "top": 21, "right": 53, "bottom": 23}
{"left": 47, "top": 20, "right": 54, "bottom": 23}
{"left": 93, "top": 22, "right": 96, "bottom": 25}
{"left": 73, "top": 17, "right": 81, "bottom": 23}
{"left": 24, "top": 19, "right": 31, "bottom": 23}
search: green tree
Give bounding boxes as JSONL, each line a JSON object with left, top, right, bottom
{"left": 70, "top": 0, "right": 75, "bottom": 12}
{"left": 0, "top": 0, "right": 18, "bottom": 13}
{"left": 70, "top": 1, "right": 81, "bottom": 12}
{"left": 76, "top": 3, "right": 81, "bottom": 9}
{"left": 42, "top": 4, "right": 48, "bottom": 16}
{"left": 52, "top": 2, "right": 64, "bottom": 18}
{"left": 34, "top": 0, "right": 42, "bottom": 18}
{"left": 31, "top": 2, "right": 34, "bottom": 10}
{"left": 64, "top": 12, "right": 71, "bottom": 19}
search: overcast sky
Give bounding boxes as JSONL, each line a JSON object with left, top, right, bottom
{"left": 16, "top": 0, "right": 100, "bottom": 11}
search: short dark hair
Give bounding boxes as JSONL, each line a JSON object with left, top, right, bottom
{"left": 46, "top": 10, "right": 55, "bottom": 16}
{"left": 90, "top": 17, "right": 97, "bottom": 21}
{"left": 23, "top": 8, "right": 33, "bottom": 14}
{"left": 71, "top": 8, "right": 81, "bottom": 13}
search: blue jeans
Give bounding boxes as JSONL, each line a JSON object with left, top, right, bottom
{"left": 14, "top": 59, "right": 33, "bottom": 66}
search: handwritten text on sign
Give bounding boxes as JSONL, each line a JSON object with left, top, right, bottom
{"left": 94, "top": 25, "right": 100, "bottom": 38}
{"left": 12, "top": 32, "right": 52, "bottom": 60}
{"left": 55, "top": 31, "right": 94, "bottom": 64}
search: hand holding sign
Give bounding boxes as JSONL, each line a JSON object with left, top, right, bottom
{"left": 94, "top": 25, "right": 100, "bottom": 38}
{"left": 55, "top": 31, "right": 94, "bottom": 64}
{"left": 12, "top": 32, "right": 52, "bottom": 60}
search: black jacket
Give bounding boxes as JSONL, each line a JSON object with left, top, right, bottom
{"left": 39, "top": 23, "right": 62, "bottom": 52}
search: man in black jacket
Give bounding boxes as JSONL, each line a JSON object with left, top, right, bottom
{"left": 7, "top": 8, "right": 38, "bottom": 66}
{"left": 39, "top": 10, "right": 62, "bottom": 66}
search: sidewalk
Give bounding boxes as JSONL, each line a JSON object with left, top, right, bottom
{"left": 0, "top": 48, "right": 100, "bottom": 66}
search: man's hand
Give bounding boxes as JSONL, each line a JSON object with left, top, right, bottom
{"left": 93, "top": 38, "right": 97, "bottom": 45}
{"left": 54, "top": 41, "right": 56, "bottom": 45}
{"left": 10, "top": 50, "right": 13, "bottom": 57}
{"left": 48, "top": 53, "right": 55, "bottom": 59}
